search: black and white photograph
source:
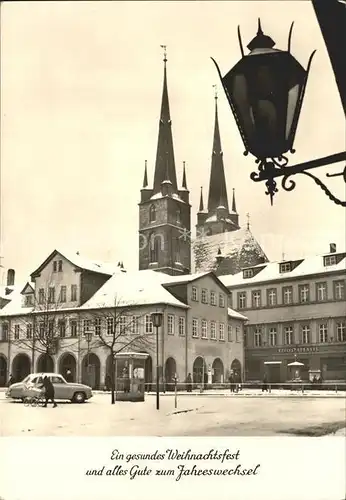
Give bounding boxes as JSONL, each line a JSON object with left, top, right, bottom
{"left": 0, "top": 1, "right": 345, "bottom": 499}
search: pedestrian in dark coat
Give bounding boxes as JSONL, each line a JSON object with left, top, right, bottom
{"left": 186, "top": 373, "right": 192, "bottom": 392}
{"left": 262, "top": 373, "right": 268, "bottom": 392}
{"left": 65, "top": 370, "right": 73, "bottom": 383}
{"left": 8, "top": 374, "right": 15, "bottom": 386}
{"left": 229, "top": 373, "right": 235, "bottom": 393}
{"left": 42, "top": 376, "right": 57, "bottom": 408}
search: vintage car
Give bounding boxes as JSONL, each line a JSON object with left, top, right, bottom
{"left": 5, "top": 372, "right": 93, "bottom": 403}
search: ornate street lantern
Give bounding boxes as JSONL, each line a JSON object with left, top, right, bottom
{"left": 212, "top": 19, "right": 346, "bottom": 206}
{"left": 212, "top": 20, "right": 315, "bottom": 203}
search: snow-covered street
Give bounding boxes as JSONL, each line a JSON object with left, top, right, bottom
{"left": 1, "top": 391, "right": 345, "bottom": 437}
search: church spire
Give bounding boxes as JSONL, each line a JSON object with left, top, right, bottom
{"left": 199, "top": 186, "right": 204, "bottom": 212}
{"left": 153, "top": 46, "right": 177, "bottom": 194}
{"left": 207, "top": 85, "right": 229, "bottom": 213}
{"left": 142, "top": 160, "right": 148, "bottom": 188}
{"left": 182, "top": 161, "right": 187, "bottom": 189}
{"left": 231, "top": 188, "right": 237, "bottom": 213}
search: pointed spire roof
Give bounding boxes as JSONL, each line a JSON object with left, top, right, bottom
{"left": 207, "top": 89, "right": 229, "bottom": 214}
{"left": 142, "top": 160, "right": 148, "bottom": 188}
{"left": 182, "top": 161, "right": 187, "bottom": 189}
{"left": 153, "top": 47, "right": 177, "bottom": 194}
{"left": 199, "top": 186, "right": 204, "bottom": 212}
{"left": 231, "top": 188, "right": 237, "bottom": 213}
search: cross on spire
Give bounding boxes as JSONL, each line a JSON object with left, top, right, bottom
{"left": 160, "top": 44, "right": 167, "bottom": 63}
{"left": 213, "top": 84, "right": 218, "bottom": 100}
{"left": 246, "top": 213, "right": 250, "bottom": 230}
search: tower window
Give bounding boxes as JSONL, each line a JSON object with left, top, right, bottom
{"left": 176, "top": 207, "right": 181, "bottom": 223}
{"left": 149, "top": 205, "right": 156, "bottom": 223}
{"left": 149, "top": 234, "right": 160, "bottom": 263}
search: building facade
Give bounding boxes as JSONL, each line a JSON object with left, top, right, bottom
{"left": 221, "top": 246, "right": 346, "bottom": 383}
{"left": 0, "top": 250, "right": 246, "bottom": 388}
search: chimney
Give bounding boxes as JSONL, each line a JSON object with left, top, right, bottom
{"left": 7, "top": 269, "right": 15, "bottom": 286}
{"left": 329, "top": 243, "right": 336, "bottom": 253}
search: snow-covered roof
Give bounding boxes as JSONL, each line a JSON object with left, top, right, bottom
{"left": 0, "top": 283, "right": 34, "bottom": 317}
{"left": 80, "top": 270, "right": 189, "bottom": 310}
{"left": 220, "top": 252, "right": 346, "bottom": 288}
{"left": 162, "top": 271, "right": 211, "bottom": 286}
{"left": 31, "top": 249, "right": 122, "bottom": 278}
{"left": 193, "top": 227, "right": 268, "bottom": 276}
{"left": 228, "top": 307, "right": 248, "bottom": 321}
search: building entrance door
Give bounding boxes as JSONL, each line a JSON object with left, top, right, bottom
{"left": 268, "top": 365, "right": 281, "bottom": 384}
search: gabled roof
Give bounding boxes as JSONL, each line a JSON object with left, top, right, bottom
{"left": 193, "top": 227, "right": 268, "bottom": 276}
{"left": 162, "top": 271, "right": 230, "bottom": 295}
{"left": 30, "top": 249, "right": 120, "bottom": 279}
{"left": 220, "top": 252, "right": 346, "bottom": 288}
{"left": 21, "top": 282, "right": 35, "bottom": 294}
{"left": 80, "top": 270, "right": 189, "bottom": 311}
{"left": 0, "top": 283, "right": 34, "bottom": 317}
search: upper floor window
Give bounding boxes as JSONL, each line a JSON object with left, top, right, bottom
{"left": 26, "top": 323, "right": 33, "bottom": 339}
{"left": 191, "top": 286, "right": 198, "bottom": 301}
{"left": 243, "top": 268, "right": 254, "bottom": 278}
{"left": 316, "top": 282, "right": 327, "bottom": 302}
{"left": 301, "top": 325, "right": 310, "bottom": 344}
{"left": 107, "top": 317, "right": 114, "bottom": 335}
{"left": 58, "top": 319, "right": 66, "bottom": 338}
{"left": 83, "top": 319, "right": 92, "bottom": 335}
{"left": 324, "top": 255, "right": 336, "bottom": 266}
{"left": 228, "top": 324, "right": 232, "bottom": 342}
{"left": 1, "top": 323, "right": 9, "bottom": 341}
{"left": 254, "top": 327, "right": 262, "bottom": 347}
{"left": 53, "top": 260, "right": 63, "bottom": 272}
{"left": 299, "top": 284, "right": 310, "bottom": 303}
{"left": 167, "top": 314, "right": 174, "bottom": 335}
{"left": 210, "top": 320, "right": 216, "bottom": 340}
{"left": 192, "top": 318, "right": 198, "bottom": 338}
{"left": 284, "top": 325, "right": 294, "bottom": 345}
{"left": 201, "top": 289, "right": 208, "bottom": 304}
{"left": 201, "top": 320, "right": 208, "bottom": 339}
{"left": 39, "top": 322, "right": 45, "bottom": 338}
{"left": 334, "top": 280, "right": 345, "bottom": 300}
{"left": 319, "top": 323, "right": 328, "bottom": 343}
{"left": 282, "top": 286, "right": 293, "bottom": 305}
{"left": 219, "top": 293, "right": 225, "bottom": 308}
{"left": 149, "top": 205, "right": 156, "bottom": 223}
{"left": 71, "top": 285, "right": 77, "bottom": 302}
{"left": 24, "top": 295, "right": 33, "bottom": 307}
{"left": 210, "top": 291, "right": 217, "bottom": 306}
{"left": 179, "top": 317, "right": 185, "bottom": 336}
{"left": 280, "top": 262, "right": 291, "bottom": 273}
{"left": 14, "top": 324, "right": 20, "bottom": 339}
{"left": 60, "top": 286, "right": 67, "bottom": 303}
{"left": 38, "top": 288, "right": 44, "bottom": 305}
{"left": 145, "top": 315, "right": 153, "bottom": 334}
{"left": 70, "top": 320, "right": 77, "bottom": 338}
{"left": 117, "top": 316, "right": 127, "bottom": 334}
{"left": 269, "top": 327, "right": 277, "bottom": 346}
{"left": 94, "top": 318, "right": 102, "bottom": 336}
{"left": 58, "top": 260, "right": 63, "bottom": 272}
{"left": 267, "top": 288, "right": 277, "bottom": 306}
{"left": 131, "top": 316, "right": 139, "bottom": 335}
{"left": 252, "top": 290, "right": 261, "bottom": 308}
{"left": 219, "top": 323, "right": 225, "bottom": 341}
{"left": 236, "top": 326, "right": 240, "bottom": 342}
{"left": 336, "top": 321, "right": 345, "bottom": 342}
{"left": 237, "top": 292, "right": 247, "bottom": 309}
{"left": 48, "top": 287, "right": 55, "bottom": 304}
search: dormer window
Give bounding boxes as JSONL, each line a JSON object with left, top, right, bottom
{"left": 279, "top": 262, "right": 291, "bottom": 273}
{"left": 324, "top": 255, "right": 337, "bottom": 266}
{"left": 149, "top": 205, "right": 156, "bottom": 223}
{"left": 243, "top": 268, "right": 254, "bottom": 278}
{"left": 24, "top": 295, "right": 33, "bottom": 307}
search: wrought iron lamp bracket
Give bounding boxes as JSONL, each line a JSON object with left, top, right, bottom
{"left": 250, "top": 152, "right": 346, "bottom": 206}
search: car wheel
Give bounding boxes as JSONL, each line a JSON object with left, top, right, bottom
{"left": 73, "top": 392, "right": 86, "bottom": 404}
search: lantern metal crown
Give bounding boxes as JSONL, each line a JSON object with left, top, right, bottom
{"left": 212, "top": 20, "right": 346, "bottom": 206}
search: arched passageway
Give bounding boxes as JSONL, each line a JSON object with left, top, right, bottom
{"left": 212, "top": 358, "right": 224, "bottom": 383}
{"left": 58, "top": 353, "right": 77, "bottom": 382}
{"left": 193, "top": 357, "right": 207, "bottom": 385}
{"left": 12, "top": 353, "right": 31, "bottom": 382}
{"left": 82, "top": 353, "right": 101, "bottom": 389}
{"left": 0, "top": 355, "right": 7, "bottom": 387}
{"left": 165, "top": 357, "right": 177, "bottom": 391}
{"left": 37, "top": 353, "right": 54, "bottom": 373}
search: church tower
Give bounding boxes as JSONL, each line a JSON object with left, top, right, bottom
{"left": 138, "top": 48, "right": 191, "bottom": 276}
{"left": 196, "top": 89, "right": 240, "bottom": 237}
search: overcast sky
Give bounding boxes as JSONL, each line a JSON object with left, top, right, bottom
{"left": 1, "top": 1, "right": 345, "bottom": 284}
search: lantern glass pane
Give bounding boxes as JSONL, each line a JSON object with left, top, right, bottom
{"left": 232, "top": 73, "right": 255, "bottom": 140}
{"left": 285, "top": 83, "right": 300, "bottom": 139}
